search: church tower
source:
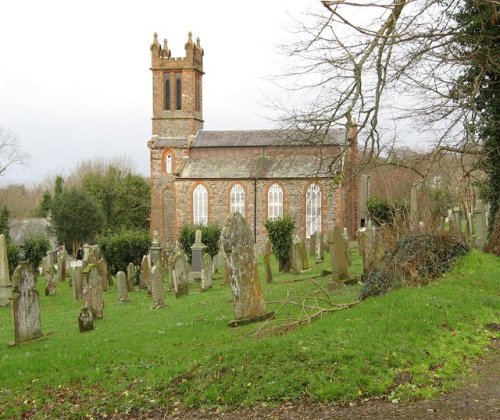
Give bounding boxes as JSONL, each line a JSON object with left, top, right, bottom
{"left": 150, "top": 32, "right": 204, "bottom": 138}
{"left": 148, "top": 32, "right": 204, "bottom": 245}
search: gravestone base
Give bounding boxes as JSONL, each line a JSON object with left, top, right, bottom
{"left": 228, "top": 310, "right": 275, "bottom": 328}
{"left": 175, "top": 284, "right": 189, "bottom": 298}
{"left": 151, "top": 301, "right": 166, "bottom": 310}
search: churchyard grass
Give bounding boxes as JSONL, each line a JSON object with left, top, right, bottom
{"left": 0, "top": 247, "right": 498, "bottom": 417}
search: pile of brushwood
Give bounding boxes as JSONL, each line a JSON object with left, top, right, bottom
{"left": 359, "top": 233, "right": 470, "bottom": 300}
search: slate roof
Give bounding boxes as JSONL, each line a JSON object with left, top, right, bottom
{"left": 152, "top": 137, "right": 188, "bottom": 148}
{"left": 192, "top": 129, "right": 344, "bottom": 148}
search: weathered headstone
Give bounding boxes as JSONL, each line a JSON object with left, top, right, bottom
{"left": 409, "top": 184, "right": 419, "bottom": 229}
{"left": 116, "top": 271, "right": 129, "bottom": 302}
{"left": 151, "top": 265, "right": 166, "bottom": 309}
{"left": 83, "top": 265, "right": 104, "bottom": 319}
{"left": 452, "top": 207, "right": 463, "bottom": 236}
{"left": 221, "top": 212, "right": 273, "bottom": 327}
{"left": 139, "top": 255, "right": 150, "bottom": 290}
{"left": 309, "top": 233, "right": 317, "bottom": 257}
{"left": 72, "top": 266, "right": 83, "bottom": 300}
{"left": 189, "top": 229, "right": 207, "bottom": 283}
{"left": 223, "top": 260, "right": 231, "bottom": 284}
{"left": 96, "top": 258, "right": 108, "bottom": 293}
{"left": 291, "top": 239, "right": 303, "bottom": 274}
{"left": 315, "top": 231, "right": 324, "bottom": 263}
{"left": 78, "top": 307, "right": 94, "bottom": 332}
{"left": 149, "top": 230, "right": 163, "bottom": 267}
{"left": 57, "top": 248, "right": 67, "bottom": 281}
{"left": 356, "top": 228, "right": 367, "bottom": 277}
{"left": 300, "top": 240, "right": 309, "bottom": 270}
{"left": 12, "top": 262, "right": 42, "bottom": 344}
{"left": 83, "top": 243, "right": 90, "bottom": 261}
{"left": 475, "top": 199, "right": 488, "bottom": 249}
{"left": 328, "top": 226, "right": 349, "bottom": 282}
{"left": 343, "top": 227, "right": 352, "bottom": 266}
{"left": 126, "top": 263, "right": 136, "bottom": 292}
{"left": 263, "top": 241, "right": 273, "bottom": 284}
{"left": 0, "top": 234, "right": 12, "bottom": 306}
{"left": 172, "top": 251, "right": 189, "bottom": 298}
{"left": 44, "top": 270, "right": 57, "bottom": 296}
{"left": 201, "top": 253, "right": 213, "bottom": 291}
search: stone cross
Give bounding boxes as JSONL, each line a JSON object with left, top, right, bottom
{"left": 139, "top": 255, "right": 150, "bottom": 290}
{"left": 72, "top": 266, "right": 83, "bottom": 300}
{"left": 263, "top": 241, "right": 273, "bottom": 284}
{"left": 189, "top": 229, "right": 207, "bottom": 283}
{"left": 0, "top": 234, "right": 12, "bottom": 306}
{"left": 151, "top": 265, "right": 166, "bottom": 309}
{"left": 126, "top": 263, "right": 136, "bottom": 292}
{"left": 201, "top": 253, "right": 213, "bottom": 291}
{"left": 83, "top": 265, "right": 104, "bottom": 319}
{"left": 12, "top": 262, "right": 42, "bottom": 344}
{"left": 328, "top": 226, "right": 349, "bottom": 282}
{"left": 172, "top": 250, "right": 189, "bottom": 298}
{"left": 116, "top": 271, "right": 129, "bottom": 302}
{"left": 221, "top": 212, "right": 273, "bottom": 327}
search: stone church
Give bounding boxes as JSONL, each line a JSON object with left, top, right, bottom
{"left": 148, "top": 33, "right": 359, "bottom": 248}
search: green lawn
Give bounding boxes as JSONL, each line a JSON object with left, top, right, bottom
{"left": 0, "top": 247, "right": 498, "bottom": 418}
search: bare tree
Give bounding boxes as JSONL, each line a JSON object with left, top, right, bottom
{"left": 0, "top": 127, "right": 29, "bottom": 176}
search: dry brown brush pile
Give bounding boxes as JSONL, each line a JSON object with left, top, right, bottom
{"left": 359, "top": 233, "right": 470, "bottom": 300}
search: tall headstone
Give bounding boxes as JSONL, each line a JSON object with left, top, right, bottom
{"left": 189, "top": 229, "right": 207, "bottom": 283}
{"left": 343, "top": 227, "right": 352, "bottom": 266}
{"left": 57, "top": 248, "right": 67, "bottom": 281}
{"left": 291, "top": 239, "right": 303, "bottom": 274}
{"left": 126, "top": 263, "right": 136, "bottom": 292}
{"left": 83, "top": 265, "right": 104, "bottom": 319}
{"left": 139, "top": 255, "right": 150, "bottom": 290}
{"left": 44, "top": 270, "right": 57, "bottom": 296}
{"left": 409, "top": 184, "right": 419, "bottom": 229}
{"left": 356, "top": 228, "right": 367, "bottom": 278}
{"left": 0, "top": 234, "right": 12, "bottom": 306}
{"left": 300, "top": 240, "right": 309, "bottom": 270}
{"left": 475, "top": 199, "right": 488, "bottom": 249}
{"left": 309, "top": 233, "right": 317, "bottom": 257}
{"left": 172, "top": 251, "right": 189, "bottom": 298}
{"left": 328, "top": 226, "right": 349, "bottom": 282}
{"left": 201, "top": 253, "right": 213, "bottom": 291}
{"left": 221, "top": 212, "right": 273, "bottom": 327}
{"left": 263, "top": 241, "right": 273, "bottom": 284}
{"left": 452, "top": 207, "right": 463, "bottom": 236}
{"left": 116, "top": 271, "right": 129, "bottom": 302}
{"left": 11, "top": 262, "right": 42, "bottom": 344}
{"left": 96, "top": 258, "right": 108, "bottom": 293}
{"left": 315, "top": 231, "right": 324, "bottom": 263}
{"left": 149, "top": 230, "right": 163, "bottom": 268}
{"left": 83, "top": 243, "right": 90, "bottom": 261}
{"left": 72, "top": 266, "right": 83, "bottom": 300}
{"left": 151, "top": 265, "right": 166, "bottom": 309}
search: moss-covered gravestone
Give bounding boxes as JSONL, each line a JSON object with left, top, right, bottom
{"left": 83, "top": 264, "right": 103, "bottom": 319}
{"left": 151, "top": 265, "right": 166, "bottom": 309}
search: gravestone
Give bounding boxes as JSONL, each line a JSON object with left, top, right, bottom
{"left": 0, "top": 234, "right": 12, "bottom": 306}
{"left": 356, "top": 228, "right": 367, "bottom": 277}
{"left": 83, "top": 243, "right": 90, "bottom": 261}
{"left": 57, "top": 248, "right": 67, "bottom": 281}
{"left": 201, "top": 253, "right": 213, "bottom": 291}
{"left": 11, "top": 262, "right": 42, "bottom": 344}
{"left": 72, "top": 266, "right": 83, "bottom": 300}
{"left": 291, "top": 239, "right": 303, "bottom": 274}
{"left": 116, "top": 271, "right": 129, "bottom": 302}
{"left": 263, "top": 241, "right": 273, "bottom": 284}
{"left": 409, "top": 184, "right": 419, "bottom": 229}
{"left": 44, "top": 270, "right": 56, "bottom": 296}
{"left": 221, "top": 212, "right": 273, "bottom": 327}
{"left": 149, "top": 229, "right": 163, "bottom": 267}
{"left": 172, "top": 251, "right": 189, "bottom": 298}
{"left": 309, "top": 233, "right": 317, "bottom": 257}
{"left": 78, "top": 307, "right": 94, "bottom": 332}
{"left": 328, "top": 226, "right": 349, "bottom": 282}
{"left": 300, "top": 240, "right": 309, "bottom": 270}
{"left": 139, "top": 255, "right": 150, "bottom": 290}
{"left": 315, "top": 231, "right": 324, "bottom": 263}
{"left": 126, "top": 263, "right": 136, "bottom": 292}
{"left": 96, "top": 258, "right": 108, "bottom": 293}
{"left": 364, "top": 223, "right": 377, "bottom": 275}
{"left": 475, "top": 199, "right": 488, "bottom": 249}
{"left": 452, "top": 207, "right": 463, "bottom": 236}
{"left": 83, "top": 265, "right": 104, "bottom": 319}
{"left": 151, "top": 265, "right": 166, "bottom": 309}
{"left": 343, "top": 227, "right": 352, "bottom": 266}
{"left": 189, "top": 229, "right": 206, "bottom": 283}
{"left": 223, "top": 260, "right": 231, "bottom": 284}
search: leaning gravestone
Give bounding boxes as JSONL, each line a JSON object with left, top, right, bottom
{"left": 139, "top": 255, "right": 150, "bottom": 290}
{"left": 221, "top": 212, "right": 273, "bottom": 327}
{"left": 83, "top": 265, "right": 104, "bottom": 319}
{"left": 0, "top": 234, "right": 12, "bottom": 306}
{"left": 150, "top": 265, "right": 166, "bottom": 309}
{"left": 172, "top": 251, "right": 189, "bottom": 298}
{"left": 96, "top": 258, "right": 108, "bottom": 293}
{"left": 201, "top": 253, "right": 213, "bottom": 291}
{"left": 72, "top": 266, "right": 83, "bottom": 300}
{"left": 11, "top": 262, "right": 43, "bottom": 344}
{"left": 78, "top": 307, "right": 94, "bottom": 332}
{"left": 126, "top": 263, "right": 135, "bottom": 292}
{"left": 116, "top": 271, "right": 129, "bottom": 303}
{"left": 328, "top": 226, "right": 349, "bottom": 282}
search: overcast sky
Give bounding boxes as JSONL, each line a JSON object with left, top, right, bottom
{"left": 1, "top": 0, "right": 322, "bottom": 186}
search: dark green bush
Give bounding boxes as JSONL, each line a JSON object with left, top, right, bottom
{"left": 178, "top": 223, "right": 222, "bottom": 263}
{"left": 366, "top": 197, "right": 392, "bottom": 225}
{"left": 7, "top": 242, "right": 20, "bottom": 276}
{"left": 265, "top": 215, "right": 295, "bottom": 272}
{"left": 98, "top": 230, "right": 151, "bottom": 274}
{"left": 24, "top": 234, "right": 51, "bottom": 272}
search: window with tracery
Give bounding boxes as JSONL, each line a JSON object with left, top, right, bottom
{"left": 193, "top": 184, "right": 208, "bottom": 225}
{"left": 306, "top": 183, "right": 321, "bottom": 237}
{"left": 268, "top": 183, "right": 283, "bottom": 220}
{"left": 230, "top": 184, "right": 245, "bottom": 215}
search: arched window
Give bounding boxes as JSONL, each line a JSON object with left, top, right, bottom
{"left": 230, "top": 184, "right": 245, "bottom": 215}
{"left": 306, "top": 183, "right": 321, "bottom": 237}
{"left": 193, "top": 184, "right": 208, "bottom": 225}
{"left": 164, "top": 74, "right": 171, "bottom": 110}
{"left": 175, "top": 73, "right": 182, "bottom": 110}
{"left": 268, "top": 183, "right": 283, "bottom": 220}
{"left": 166, "top": 154, "right": 172, "bottom": 174}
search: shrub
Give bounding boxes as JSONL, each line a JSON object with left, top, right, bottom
{"left": 359, "top": 233, "right": 470, "bottom": 300}
{"left": 24, "top": 234, "right": 51, "bottom": 272}
{"left": 98, "top": 230, "right": 151, "bottom": 274}
{"left": 7, "top": 242, "right": 20, "bottom": 276}
{"left": 366, "top": 197, "right": 392, "bottom": 225}
{"left": 178, "top": 223, "right": 222, "bottom": 263}
{"left": 265, "top": 215, "right": 295, "bottom": 272}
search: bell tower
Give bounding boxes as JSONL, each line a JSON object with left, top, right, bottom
{"left": 150, "top": 32, "right": 204, "bottom": 139}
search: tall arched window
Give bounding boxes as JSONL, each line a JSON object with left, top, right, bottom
{"left": 193, "top": 184, "right": 208, "bottom": 225}
{"left": 230, "top": 184, "right": 245, "bottom": 216}
{"left": 268, "top": 183, "right": 283, "bottom": 220}
{"left": 175, "top": 73, "right": 182, "bottom": 110}
{"left": 306, "top": 183, "right": 321, "bottom": 237}
{"left": 164, "top": 74, "right": 171, "bottom": 110}
{"left": 166, "top": 154, "right": 172, "bottom": 174}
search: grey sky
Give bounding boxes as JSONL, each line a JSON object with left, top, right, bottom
{"left": 0, "top": 0, "right": 319, "bottom": 186}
